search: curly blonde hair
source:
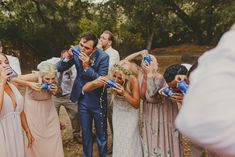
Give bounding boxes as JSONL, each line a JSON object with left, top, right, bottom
{"left": 111, "top": 60, "right": 135, "bottom": 96}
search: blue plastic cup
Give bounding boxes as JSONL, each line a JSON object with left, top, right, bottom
{"left": 163, "top": 87, "right": 174, "bottom": 97}
{"left": 3, "top": 65, "right": 18, "bottom": 78}
{"left": 143, "top": 55, "right": 151, "bottom": 65}
{"left": 72, "top": 48, "right": 82, "bottom": 57}
{"left": 107, "top": 80, "right": 117, "bottom": 88}
{"left": 41, "top": 83, "right": 52, "bottom": 90}
{"left": 177, "top": 81, "right": 188, "bottom": 94}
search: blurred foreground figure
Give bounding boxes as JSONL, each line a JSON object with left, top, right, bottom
{"left": 176, "top": 25, "right": 235, "bottom": 156}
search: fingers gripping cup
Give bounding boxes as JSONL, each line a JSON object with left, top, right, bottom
{"left": 163, "top": 87, "right": 174, "bottom": 97}
{"left": 107, "top": 80, "right": 118, "bottom": 88}
{"left": 177, "top": 81, "right": 188, "bottom": 94}
{"left": 41, "top": 83, "right": 52, "bottom": 90}
{"left": 4, "top": 65, "right": 18, "bottom": 78}
{"left": 143, "top": 55, "right": 151, "bottom": 65}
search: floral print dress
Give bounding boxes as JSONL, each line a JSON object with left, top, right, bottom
{"left": 142, "top": 74, "right": 183, "bottom": 157}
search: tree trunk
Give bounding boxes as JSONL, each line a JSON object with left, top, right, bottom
{"left": 146, "top": 31, "right": 154, "bottom": 50}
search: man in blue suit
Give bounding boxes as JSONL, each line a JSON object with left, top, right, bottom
{"left": 57, "top": 34, "right": 109, "bottom": 157}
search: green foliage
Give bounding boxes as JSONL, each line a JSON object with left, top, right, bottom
{"left": 0, "top": 0, "right": 234, "bottom": 59}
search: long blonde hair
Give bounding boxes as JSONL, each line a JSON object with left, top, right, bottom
{"left": 110, "top": 60, "right": 135, "bottom": 105}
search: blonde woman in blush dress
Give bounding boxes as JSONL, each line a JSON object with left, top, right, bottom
{"left": 83, "top": 60, "right": 143, "bottom": 157}
{"left": 0, "top": 53, "right": 34, "bottom": 157}
{"left": 17, "top": 62, "right": 64, "bottom": 157}
{"left": 126, "top": 51, "right": 183, "bottom": 157}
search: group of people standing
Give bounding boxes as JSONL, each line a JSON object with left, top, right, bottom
{"left": 1, "top": 27, "right": 227, "bottom": 157}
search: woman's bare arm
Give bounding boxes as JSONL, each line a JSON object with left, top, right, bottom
{"left": 20, "top": 111, "right": 34, "bottom": 148}
{"left": 125, "top": 50, "right": 147, "bottom": 61}
{"left": 123, "top": 76, "right": 140, "bottom": 108}
{"left": 12, "top": 73, "right": 41, "bottom": 91}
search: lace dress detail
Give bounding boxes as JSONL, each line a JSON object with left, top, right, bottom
{"left": 112, "top": 95, "right": 143, "bottom": 157}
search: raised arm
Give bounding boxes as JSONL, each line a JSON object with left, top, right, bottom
{"left": 125, "top": 50, "right": 147, "bottom": 62}
{"left": 12, "top": 73, "right": 41, "bottom": 91}
{"left": 56, "top": 58, "right": 75, "bottom": 72}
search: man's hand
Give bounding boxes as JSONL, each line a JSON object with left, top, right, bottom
{"left": 79, "top": 52, "right": 91, "bottom": 71}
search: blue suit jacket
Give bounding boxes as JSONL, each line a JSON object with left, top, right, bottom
{"left": 57, "top": 48, "right": 109, "bottom": 106}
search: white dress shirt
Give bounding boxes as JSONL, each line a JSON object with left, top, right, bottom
{"left": 104, "top": 47, "right": 120, "bottom": 73}
{"left": 175, "top": 29, "right": 235, "bottom": 156}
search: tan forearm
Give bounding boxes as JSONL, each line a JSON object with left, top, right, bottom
{"left": 12, "top": 77, "right": 30, "bottom": 87}
{"left": 125, "top": 51, "right": 143, "bottom": 61}
{"left": 20, "top": 111, "right": 31, "bottom": 133}
{"left": 17, "top": 74, "right": 38, "bottom": 82}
